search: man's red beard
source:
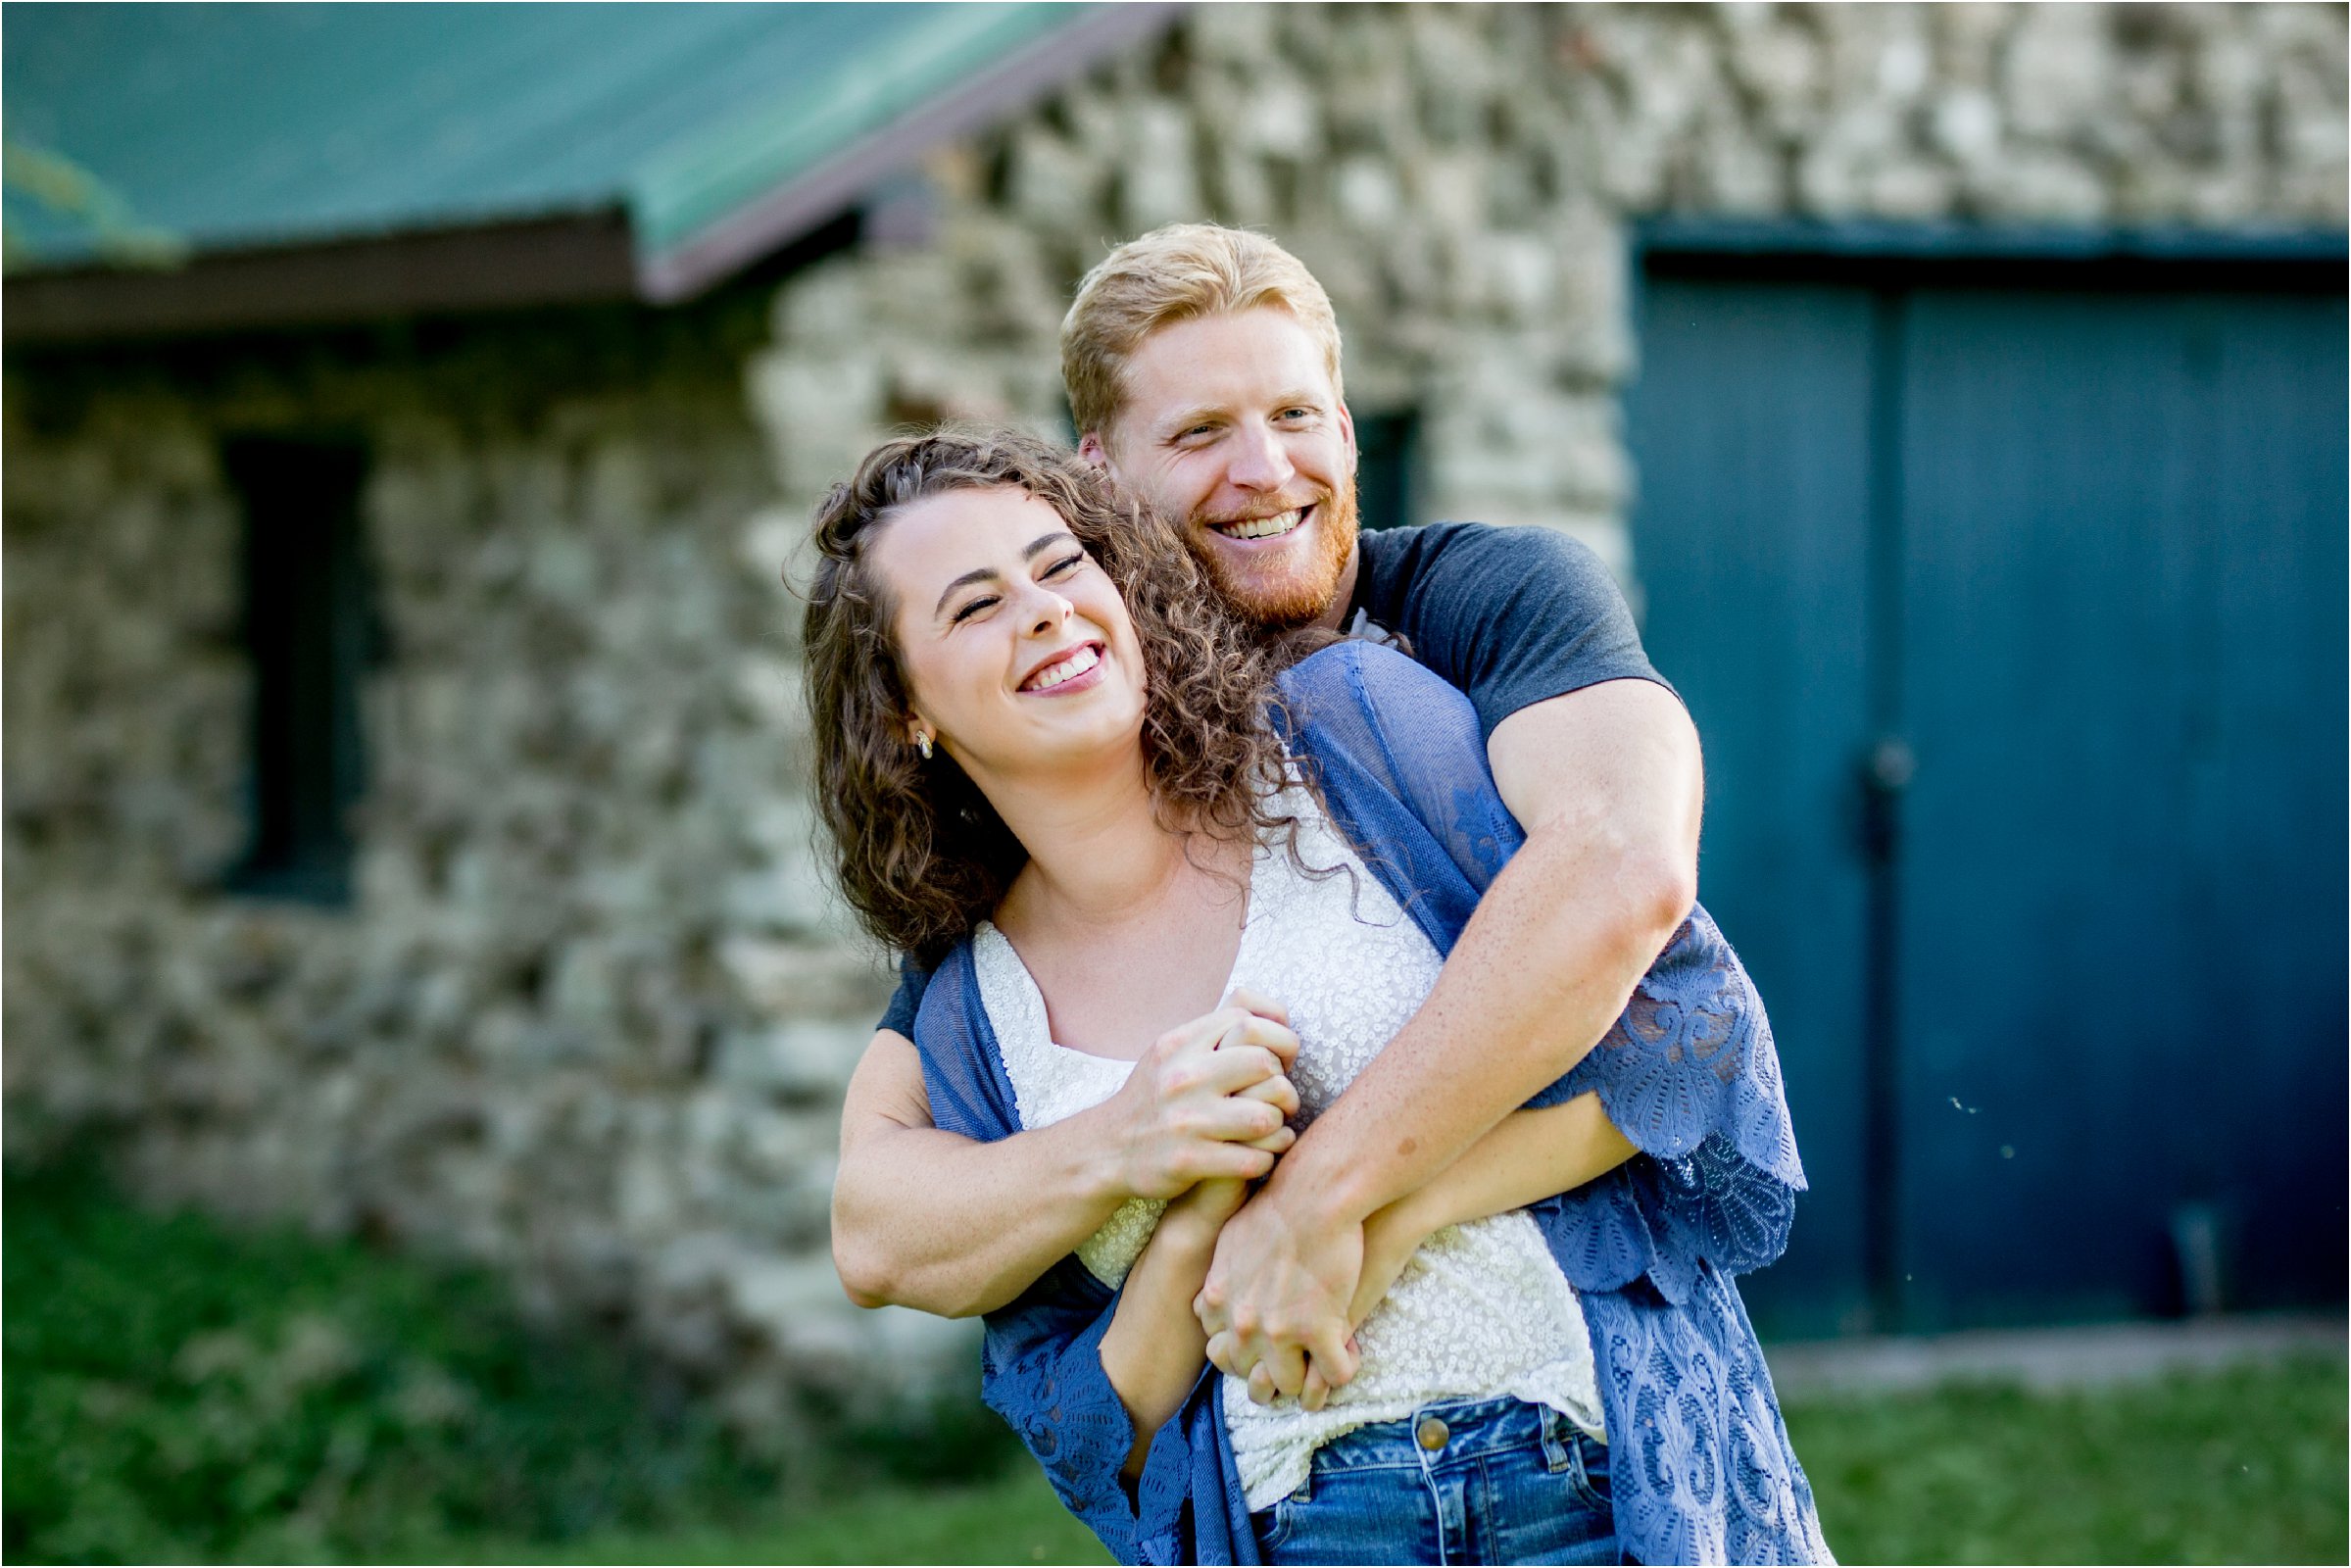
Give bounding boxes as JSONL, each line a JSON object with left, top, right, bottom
{"left": 1190, "top": 480, "right": 1361, "bottom": 631}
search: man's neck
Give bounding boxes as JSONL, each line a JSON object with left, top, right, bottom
{"left": 1308, "top": 543, "right": 1363, "bottom": 635}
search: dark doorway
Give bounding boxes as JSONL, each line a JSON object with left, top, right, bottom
{"left": 1354, "top": 409, "right": 1421, "bottom": 532}
{"left": 1626, "top": 242, "right": 2348, "bottom": 1336}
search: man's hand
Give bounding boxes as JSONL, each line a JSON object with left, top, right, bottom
{"left": 1283, "top": 1197, "right": 1432, "bottom": 1412}
{"left": 1110, "top": 989, "right": 1302, "bottom": 1200}
{"left": 830, "top": 990, "right": 1298, "bottom": 1318}
{"left": 1195, "top": 1181, "right": 1362, "bottom": 1404}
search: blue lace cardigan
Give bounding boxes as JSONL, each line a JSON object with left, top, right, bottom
{"left": 910, "top": 642, "right": 1833, "bottom": 1565}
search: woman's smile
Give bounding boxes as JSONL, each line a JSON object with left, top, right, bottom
{"left": 1019, "top": 641, "right": 1106, "bottom": 695}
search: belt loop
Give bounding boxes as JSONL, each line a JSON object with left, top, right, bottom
{"left": 1539, "top": 1404, "right": 1574, "bottom": 1474}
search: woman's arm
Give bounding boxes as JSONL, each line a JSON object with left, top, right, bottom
{"left": 1098, "top": 1178, "right": 1248, "bottom": 1478}
{"left": 1352, "top": 1090, "right": 1635, "bottom": 1324}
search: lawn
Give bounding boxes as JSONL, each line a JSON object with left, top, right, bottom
{"left": 466, "top": 1365, "right": 2348, "bottom": 1565}
{"left": 7, "top": 1157, "right": 2343, "bottom": 1565}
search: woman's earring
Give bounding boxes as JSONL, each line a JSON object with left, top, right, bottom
{"left": 916, "top": 732, "right": 934, "bottom": 761}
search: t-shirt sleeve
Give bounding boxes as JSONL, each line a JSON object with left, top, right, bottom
{"left": 1353, "top": 522, "right": 1675, "bottom": 740}
{"left": 875, "top": 955, "right": 931, "bottom": 1039}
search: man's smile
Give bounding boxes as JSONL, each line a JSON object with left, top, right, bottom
{"left": 1206, "top": 503, "right": 1313, "bottom": 544}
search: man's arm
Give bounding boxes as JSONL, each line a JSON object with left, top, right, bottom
{"left": 1262, "top": 1090, "right": 1637, "bottom": 1410}
{"left": 833, "top": 997, "right": 1303, "bottom": 1318}
{"left": 1198, "top": 678, "right": 1700, "bottom": 1395}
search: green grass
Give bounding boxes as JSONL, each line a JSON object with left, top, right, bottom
{"left": 7, "top": 1154, "right": 2343, "bottom": 1564}
{"left": 444, "top": 1473, "right": 1111, "bottom": 1566}
{"left": 2, "top": 1153, "right": 1012, "bottom": 1565}
{"left": 1784, "top": 1360, "right": 2350, "bottom": 1564}
{"left": 459, "top": 1363, "right": 2351, "bottom": 1566}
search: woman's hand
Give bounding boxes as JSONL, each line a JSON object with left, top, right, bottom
{"left": 1160, "top": 1174, "right": 1252, "bottom": 1244}
{"left": 1108, "top": 990, "right": 1302, "bottom": 1201}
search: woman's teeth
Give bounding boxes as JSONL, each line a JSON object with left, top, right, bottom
{"left": 1022, "top": 645, "right": 1102, "bottom": 692}
{"left": 1213, "top": 508, "right": 1304, "bottom": 541}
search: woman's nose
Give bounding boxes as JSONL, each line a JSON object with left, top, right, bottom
{"left": 1026, "top": 588, "right": 1072, "bottom": 636}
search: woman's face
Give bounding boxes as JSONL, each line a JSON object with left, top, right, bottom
{"left": 868, "top": 484, "right": 1148, "bottom": 784}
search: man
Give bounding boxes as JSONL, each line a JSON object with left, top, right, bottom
{"left": 829, "top": 222, "right": 1701, "bottom": 1399}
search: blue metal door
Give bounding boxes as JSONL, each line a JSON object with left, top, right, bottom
{"left": 1626, "top": 248, "right": 2348, "bottom": 1335}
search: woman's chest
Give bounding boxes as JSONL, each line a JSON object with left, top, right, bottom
{"left": 1003, "top": 866, "right": 1249, "bottom": 1058}
{"left": 1224, "top": 840, "right": 1444, "bottom": 1124}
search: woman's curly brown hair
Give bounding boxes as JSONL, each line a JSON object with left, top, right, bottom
{"left": 802, "top": 427, "right": 1318, "bottom": 966}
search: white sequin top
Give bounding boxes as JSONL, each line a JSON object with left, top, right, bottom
{"left": 977, "top": 790, "right": 1606, "bottom": 1512}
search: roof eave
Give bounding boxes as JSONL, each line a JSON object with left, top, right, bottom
{"left": 635, "top": 1, "right": 1184, "bottom": 305}
{"left": 4, "top": 3, "right": 1184, "bottom": 346}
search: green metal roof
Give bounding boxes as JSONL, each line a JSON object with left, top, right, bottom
{"left": 4, "top": 2, "right": 1164, "bottom": 307}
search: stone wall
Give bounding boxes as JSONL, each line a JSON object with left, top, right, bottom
{"left": 2, "top": 302, "right": 958, "bottom": 1445}
{"left": 752, "top": 1, "right": 2348, "bottom": 592}
{"left": 4, "top": 1, "right": 2341, "bottom": 1431}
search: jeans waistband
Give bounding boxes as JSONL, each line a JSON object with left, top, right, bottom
{"left": 1307, "top": 1396, "right": 1578, "bottom": 1475}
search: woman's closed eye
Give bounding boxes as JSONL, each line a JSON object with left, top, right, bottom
{"left": 948, "top": 556, "right": 1085, "bottom": 624}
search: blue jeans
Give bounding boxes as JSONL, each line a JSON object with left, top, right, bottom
{"left": 1249, "top": 1396, "right": 1619, "bottom": 1565}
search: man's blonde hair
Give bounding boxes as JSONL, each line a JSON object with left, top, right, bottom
{"left": 1061, "top": 223, "right": 1345, "bottom": 440}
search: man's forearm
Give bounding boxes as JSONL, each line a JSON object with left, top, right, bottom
{"left": 832, "top": 1032, "right": 1126, "bottom": 1317}
{"left": 1262, "top": 814, "right": 1689, "bottom": 1231}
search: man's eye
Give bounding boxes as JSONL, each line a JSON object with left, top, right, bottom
{"left": 951, "top": 595, "right": 999, "bottom": 625}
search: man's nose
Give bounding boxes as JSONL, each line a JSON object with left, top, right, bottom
{"left": 1225, "top": 422, "right": 1295, "bottom": 490}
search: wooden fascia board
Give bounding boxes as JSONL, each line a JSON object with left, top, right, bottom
{"left": 3, "top": 212, "right": 636, "bottom": 345}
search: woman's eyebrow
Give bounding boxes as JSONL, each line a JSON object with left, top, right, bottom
{"left": 933, "top": 564, "right": 1000, "bottom": 618}
{"left": 932, "top": 532, "right": 1080, "bottom": 617}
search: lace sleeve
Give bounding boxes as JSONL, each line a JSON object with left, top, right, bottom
{"left": 978, "top": 1259, "right": 1143, "bottom": 1560}
{"left": 1535, "top": 906, "right": 1807, "bottom": 1298}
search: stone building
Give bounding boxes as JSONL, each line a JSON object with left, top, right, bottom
{"left": 7, "top": 4, "right": 2344, "bottom": 1434}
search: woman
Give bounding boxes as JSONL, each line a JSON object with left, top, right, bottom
{"left": 803, "top": 429, "right": 1830, "bottom": 1565}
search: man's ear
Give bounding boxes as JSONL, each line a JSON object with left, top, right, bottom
{"left": 1076, "top": 430, "right": 1110, "bottom": 471}
{"left": 1337, "top": 400, "right": 1358, "bottom": 473}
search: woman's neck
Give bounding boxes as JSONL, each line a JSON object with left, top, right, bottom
{"left": 972, "top": 745, "right": 1254, "bottom": 1056}
{"left": 983, "top": 749, "right": 1199, "bottom": 935}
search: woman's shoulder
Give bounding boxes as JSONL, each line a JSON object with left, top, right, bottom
{"left": 1281, "top": 636, "right": 1468, "bottom": 708}
{"left": 906, "top": 934, "right": 1033, "bottom": 1145}
{"left": 1278, "top": 638, "right": 1484, "bottom": 752}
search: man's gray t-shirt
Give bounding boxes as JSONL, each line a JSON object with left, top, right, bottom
{"left": 872, "top": 521, "right": 1670, "bottom": 1038}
